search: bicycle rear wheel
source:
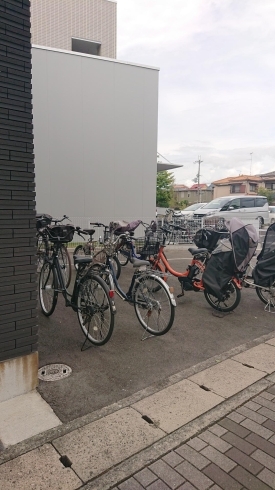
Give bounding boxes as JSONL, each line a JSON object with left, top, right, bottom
{"left": 58, "top": 245, "right": 72, "bottom": 288}
{"left": 77, "top": 274, "right": 115, "bottom": 345}
{"left": 39, "top": 262, "right": 58, "bottom": 316}
{"left": 133, "top": 274, "right": 175, "bottom": 335}
{"left": 256, "top": 285, "right": 275, "bottom": 307}
{"left": 92, "top": 250, "right": 121, "bottom": 279}
{"left": 117, "top": 244, "right": 129, "bottom": 266}
{"left": 204, "top": 280, "right": 241, "bottom": 312}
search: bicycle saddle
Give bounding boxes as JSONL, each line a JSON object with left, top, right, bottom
{"left": 131, "top": 258, "right": 150, "bottom": 268}
{"left": 188, "top": 247, "right": 208, "bottom": 256}
{"left": 83, "top": 229, "right": 96, "bottom": 236}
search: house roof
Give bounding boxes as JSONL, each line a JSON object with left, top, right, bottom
{"left": 174, "top": 184, "right": 189, "bottom": 190}
{"left": 189, "top": 183, "right": 207, "bottom": 190}
{"left": 212, "top": 174, "right": 262, "bottom": 185}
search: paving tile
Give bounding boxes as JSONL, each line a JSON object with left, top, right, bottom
{"left": 203, "top": 463, "right": 242, "bottom": 490}
{"left": 188, "top": 359, "right": 265, "bottom": 398}
{"left": 219, "top": 418, "right": 251, "bottom": 438}
{"left": 230, "top": 465, "right": 271, "bottom": 490}
{"left": 208, "top": 424, "right": 228, "bottom": 436}
{"left": 244, "top": 401, "right": 262, "bottom": 411}
{"left": 260, "top": 391, "right": 275, "bottom": 401}
{"left": 263, "top": 418, "right": 275, "bottom": 431}
{"left": 245, "top": 433, "right": 275, "bottom": 458}
{"left": 199, "top": 430, "right": 232, "bottom": 453}
{"left": 149, "top": 460, "right": 185, "bottom": 489}
{"left": 253, "top": 395, "right": 275, "bottom": 412}
{"left": 232, "top": 343, "right": 275, "bottom": 373}
{"left": 162, "top": 451, "right": 184, "bottom": 468}
{"left": 118, "top": 477, "right": 145, "bottom": 490}
{"left": 227, "top": 412, "right": 246, "bottom": 424}
{"left": 201, "top": 445, "right": 237, "bottom": 473}
{"left": 134, "top": 468, "right": 158, "bottom": 487}
{"left": 266, "top": 338, "right": 275, "bottom": 346}
{"left": 251, "top": 448, "right": 275, "bottom": 472}
{"left": 267, "top": 385, "right": 275, "bottom": 396}
{"left": 269, "top": 434, "right": 275, "bottom": 444}
{"left": 221, "top": 431, "right": 256, "bottom": 455}
{"left": 53, "top": 407, "right": 164, "bottom": 481}
{"left": 176, "top": 460, "right": 213, "bottom": 490}
{"left": 175, "top": 445, "right": 210, "bottom": 470}
{"left": 148, "top": 480, "right": 170, "bottom": 490}
{"left": 132, "top": 379, "right": 224, "bottom": 433}
{"left": 258, "top": 406, "right": 275, "bottom": 422}
{"left": 177, "top": 483, "right": 197, "bottom": 490}
{"left": 236, "top": 406, "right": 267, "bottom": 424}
{"left": 0, "top": 444, "right": 81, "bottom": 490}
{"left": 240, "top": 418, "right": 273, "bottom": 440}
{"left": 187, "top": 437, "right": 208, "bottom": 452}
{"left": 257, "top": 468, "right": 275, "bottom": 488}
{"left": 225, "top": 447, "right": 264, "bottom": 475}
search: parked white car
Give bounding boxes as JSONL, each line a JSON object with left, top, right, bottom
{"left": 177, "top": 202, "right": 207, "bottom": 219}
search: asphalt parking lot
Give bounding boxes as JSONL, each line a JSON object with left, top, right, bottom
{"left": 37, "top": 245, "right": 275, "bottom": 423}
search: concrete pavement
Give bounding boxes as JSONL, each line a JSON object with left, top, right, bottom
{"left": 1, "top": 333, "right": 275, "bottom": 489}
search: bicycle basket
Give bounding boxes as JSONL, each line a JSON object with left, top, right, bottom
{"left": 48, "top": 225, "right": 75, "bottom": 243}
{"left": 136, "top": 235, "right": 159, "bottom": 258}
{"left": 36, "top": 213, "right": 52, "bottom": 230}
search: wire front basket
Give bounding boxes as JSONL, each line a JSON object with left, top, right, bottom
{"left": 135, "top": 235, "right": 160, "bottom": 258}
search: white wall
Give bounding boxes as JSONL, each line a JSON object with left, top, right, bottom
{"left": 31, "top": 46, "right": 159, "bottom": 224}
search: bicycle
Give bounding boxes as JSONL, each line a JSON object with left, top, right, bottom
{"left": 148, "top": 226, "right": 241, "bottom": 313}
{"left": 90, "top": 230, "right": 176, "bottom": 336}
{"left": 39, "top": 224, "right": 116, "bottom": 346}
{"left": 36, "top": 214, "right": 72, "bottom": 288}
{"left": 116, "top": 220, "right": 157, "bottom": 266}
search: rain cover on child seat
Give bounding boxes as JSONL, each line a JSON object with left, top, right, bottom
{"left": 253, "top": 222, "right": 275, "bottom": 287}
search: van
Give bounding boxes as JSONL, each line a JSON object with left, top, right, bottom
{"left": 193, "top": 195, "right": 269, "bottom": 228}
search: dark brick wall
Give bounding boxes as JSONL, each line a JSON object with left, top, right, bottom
{"left": 0, "top": 0, "right": 38, "bottom": 362}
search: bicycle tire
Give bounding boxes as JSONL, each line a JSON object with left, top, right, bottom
{"left": 92, "top": 250, "right": 121, "bottom": 279}
{"left": 133, "top": 274, "right": 175, "bottom": 335}
{"left": 204, "top": 280, "right": 241, "bottom": 312}
{"left": 77, "top": 274, "right": 115, "bottom": 345}
{"left": 39, "top": 262, "right": 58, "bottom": 316}
{"left": 117, "top": 244, "right": 129, "bottom": 266}
{"left": 36, "top": 235, "right": 47, "bottom": 272}
{"left": 58, "top": 245, "right": 72, "bottom": 288}
{"left": 256, "top": 285, "right": 275, "bottom": 307}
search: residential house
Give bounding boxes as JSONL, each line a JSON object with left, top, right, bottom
{"left": 173, "top": 183, "right": 213, "bottom": 205}
{"left": 212, "top": 175, "right": 263, "bottom": 199}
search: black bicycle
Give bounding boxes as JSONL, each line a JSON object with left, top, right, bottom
{"left": 36, "top": 214, "right": 72, "bottom": 288}
{"left": 39, "top": 224, "right": 116, "bottom": 346}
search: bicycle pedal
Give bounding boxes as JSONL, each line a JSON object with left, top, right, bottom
{"left": 177, "top": 292, "right": 185, "bottom": 298}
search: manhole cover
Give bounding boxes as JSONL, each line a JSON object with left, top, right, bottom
{"left": 38, "top": 364, "right": 72, "bottom": 382}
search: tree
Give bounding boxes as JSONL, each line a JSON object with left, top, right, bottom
{"left": 156, "top": 171, "right": 175, "bottom": 207}
{"left": 257, "top": 186, "right": 274, "bottom": 205}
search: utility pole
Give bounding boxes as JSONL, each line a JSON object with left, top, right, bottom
{"left": 250, "top": 152, "right": 253, "bottom": 175}
{"left": 194, "top": 156, "right": 203, "bottom": 203}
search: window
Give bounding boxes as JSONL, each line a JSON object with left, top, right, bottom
{"left": 231, "top": 184, "right": 241, "bottom": 193}
{"left": 241, "top": 198, "right": 255, "bottom": 208}
{"left": 228, "top": 198, "right": 241, "bottom": 209}
{"left": 249, "top": 184, "right": 257, "bottom": 192}
{"left": 265, "top": 182, "right": 275, "bottom": 190}
{"left": 256, "top": 197, "right": 267, "bottom": 207}
{"left": 72, "top": 38, "right": 101, "bottom": 56}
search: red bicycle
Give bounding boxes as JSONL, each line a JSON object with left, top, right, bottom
{"left": 147, "top": 226, "right": 242, "bottom": 312}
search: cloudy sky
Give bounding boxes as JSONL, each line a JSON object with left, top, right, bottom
{"left": 117, "top": 0, "right": 275, "bottom": 186}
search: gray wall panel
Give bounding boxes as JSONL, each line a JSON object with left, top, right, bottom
{"left": 32, "top": 47, "right": 159, "bottom": 223}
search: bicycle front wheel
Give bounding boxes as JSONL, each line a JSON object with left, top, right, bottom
{"left": 36, "top": 235, "right": 47, "bottom": 272}
{"left": 77, "top": 274, "right": 115, "bottom": 345}
{"left": 39, "top": 262, "right": 58, "bottom": 316}
{"left": 204, "top": 280, "right": 241, "bottom": 312}
{"left": 133, "top": 275, "right": 175, "bottom": 335}
{"left": 58, "top": 245, "right": 72, "bottom": 288}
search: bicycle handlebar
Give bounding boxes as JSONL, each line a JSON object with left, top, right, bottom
{"left": 52, "top": 215, "right": 71, "bottom": 225}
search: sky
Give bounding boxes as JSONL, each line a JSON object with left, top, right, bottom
{"left": 117, "top": 0, "right": 275, "bottom": 186}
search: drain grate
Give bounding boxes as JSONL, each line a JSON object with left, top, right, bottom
{"left": 38, "top": 364, "right": 72, "bottom": 382}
